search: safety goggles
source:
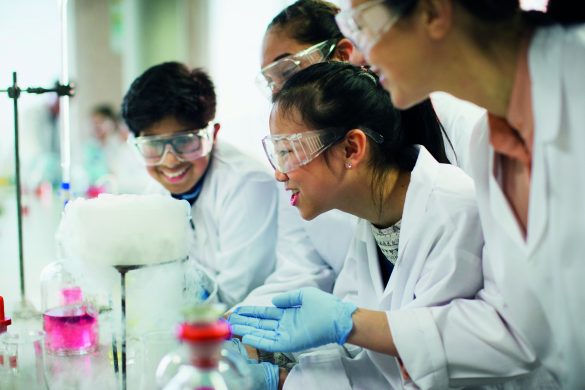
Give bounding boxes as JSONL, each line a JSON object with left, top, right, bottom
{"left": 256, "top": 40, "right": 338, "bottom": 97}
{"left": 262, "top": 127, "right": 384, "bottom": 174}
{"left": 335, "top": 0, "right": 399, "bottom": 54}
{"left": 133, "top": 123, "right": 214, "bottom": 166}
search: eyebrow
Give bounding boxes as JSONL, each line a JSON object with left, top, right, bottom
{"left": 272, "top": 53, "right": 292, "bottom": 62}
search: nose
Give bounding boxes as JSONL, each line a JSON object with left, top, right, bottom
{"left": 274, "top": 169, "right": 288, "bottom": 182}
{"left": 159, "top": 144, "right": 181, "bottom": 167}
{"left": 270, "top": 86, "right": 281, "bottom": 97}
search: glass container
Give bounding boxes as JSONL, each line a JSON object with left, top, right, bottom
{"left": 40, "top": 261, "right": 99, "bottom": 356}
{"left": 156, "top": 306, "right": 251, "bottom": 390}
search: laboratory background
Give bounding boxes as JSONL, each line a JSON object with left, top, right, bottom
{"left": 0, "top": 0, "right": 298, "bottom": 310}
{"left": 0, "top": 0, "right": 575, "bottom": 389}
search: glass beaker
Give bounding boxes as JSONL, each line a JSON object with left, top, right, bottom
{"left": 0, "top": 330, "right": 48, "bottom": 389}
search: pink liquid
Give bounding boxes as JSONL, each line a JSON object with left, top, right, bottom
{"left": 43, "top": 304, "right": 99, "bottom": 355}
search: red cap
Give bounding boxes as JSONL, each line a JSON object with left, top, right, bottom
{"left": 177, "top": 318, "right": 231, "bottom": 343}
{"left": 0, "top": 296, "right": 12, "bottom": 334}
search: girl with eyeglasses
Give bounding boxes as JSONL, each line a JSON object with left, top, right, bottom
{"left": 336, "top": 0, "right": 585, "bottom": 387}
{"left": 229, "top": 62, "right": 489, "bottom": 389}
{"left": 121, "top": 62, "right": 279, "bottom": 308}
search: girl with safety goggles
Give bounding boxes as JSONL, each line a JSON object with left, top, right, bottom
{"left": 257, "top": 0, "right": 360, "bottom": 97}
{"left": 229, "top": 62, "right": 486, "bottom": 389}
{"left": 121, "top": 62, "right": 279, "bottom": 308}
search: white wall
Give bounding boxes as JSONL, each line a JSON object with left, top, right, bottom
{"left": 207, "top": 0, "right": 294, "bottom": 165}
{"left": 0, "top": 0, "right": 61, "bottom": 177}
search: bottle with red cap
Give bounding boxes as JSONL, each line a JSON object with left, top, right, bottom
{"left": 156, "top": 305, "right": 251, "bottom": 390}
{"left": 0, "top": 295, "right": 12, "bottom": 367}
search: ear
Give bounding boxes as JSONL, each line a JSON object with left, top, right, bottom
{"left": 420, "top": 0, "right": 453, "bottom": 40}
{"left": 333, "top": 38, "right": 355, "bottom": 63}
{"left": 342, "top": 129, "right": 369, "bottom": 168}
{"left": 213, "top": 123, "right": 221, "bottom": 143}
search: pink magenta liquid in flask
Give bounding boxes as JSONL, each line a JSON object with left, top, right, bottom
{"left": 40, "top": 262, "right": 99, "bottom": 355}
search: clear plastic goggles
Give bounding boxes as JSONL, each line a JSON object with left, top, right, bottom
{"left": 133, "top": 123, "right": 214, "bottom": 166}
{"left": 262, "top": 128, "right": 384, "bottom": 174}
{"left": 335, "top": 0, "right": 399, "bottom": 54}
{"left": 256, "top": 40, "right": 337, "bottom": 97}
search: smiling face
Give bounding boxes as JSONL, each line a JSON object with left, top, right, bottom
{"left": 140, "top": 116, "right": 212, "bottom": 194}
{"left": 269, "top": 105, "right": 347, "bottom": 221}
{"left": 349, "top": 0, "right": 439, "bottom": 109}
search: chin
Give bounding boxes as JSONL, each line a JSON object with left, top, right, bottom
{"left": 389, "top": 87, "right": 430, "bottom": 110}
{"left": 299, "top": 204, "right": 330, "bottom": 221}
{"left": 298, "top": 208, "right": 319, "bottom": 221}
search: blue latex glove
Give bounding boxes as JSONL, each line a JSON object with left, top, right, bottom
{"left": 223, "top": 339, "right": 278, "bottom": 390}
{"left": 228, "top": 287, "right": 357, "bottom": 352}
{"left": 248, "top": 362, "right": 279, "bottom": 390}
{"left": 223, "top": 338, "right": 255, "bottom": 363}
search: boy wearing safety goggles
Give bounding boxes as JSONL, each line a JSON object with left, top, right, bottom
{"left": 121, "top": 62, "right": 279, "bottom": 307}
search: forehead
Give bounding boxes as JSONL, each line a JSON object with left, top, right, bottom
{"left": 140, "top": 116, "right": 190, "bottom": 137}
{"left": 350, "top": 0, "right": 369, "bottom": 7}
{"left": 269, "top": 104, "right": 311, "bottom": 136}
{"left": 261, "top": 28, "right": 314, "bottom": 68}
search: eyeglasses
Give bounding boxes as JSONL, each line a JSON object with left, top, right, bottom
{"left": 262, "top": 128, "right": 384, "bottom": 174}
{"left": 133, "top": 123, "right": 214, "bottom": 166}
{"left": 335, "top": 0, "right": 399, "bottom": 54}
{"left": 256, "top": 40, "right": 338, "bottom": 97}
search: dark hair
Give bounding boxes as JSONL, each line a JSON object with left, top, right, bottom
{"left": 267, "top": 0, "right": 343, "bottom": 44}
{"left": 273, "top": 62, "right": 450, "bottom": 209}
{"left": 384, "top": 0, "right": 585, "bottom": 26}
{"left": 92, "top": 104, "right": 118, "bottom": 121}
{"left": 121, "top": 62, "right": 216, "bottom": 136}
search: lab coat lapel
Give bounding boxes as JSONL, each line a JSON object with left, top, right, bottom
{"left": 524, "top": 28, "right": 561, "bottom": 256}
{"left": 381, "top": 147, "right": 434, "bottom": 302}
{"left": 487, "top": 151, "right": 526, "bottom": 249}
{"left": 364, "top": 228, "right": 385, "bottom": 299}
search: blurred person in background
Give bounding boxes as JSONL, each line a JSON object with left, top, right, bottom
{"left": 84, "top": 104, "right": 152, "bottom": 196}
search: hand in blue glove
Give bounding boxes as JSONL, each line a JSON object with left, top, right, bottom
{"left": 223, "top": 338, "right": 255, "bottom": 363}
{"left": 228, "top": 287, "right": 357, "bottom": 352}
{"left": 248, "top": 362, "right": 279, "bottom": 390}
{"left": 223, "top": 339, "right": 279, "bottom": 390}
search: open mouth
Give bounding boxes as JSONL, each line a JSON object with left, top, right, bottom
{"left": 160, "top": 165, "right": 190, "bottom": 184}
{"left": 290, "top": 190, "right": 300, "bottom": 206}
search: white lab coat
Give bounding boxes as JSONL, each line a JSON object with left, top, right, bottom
{"left": 187, "top": 141, "right": 279, "bottom": 307}
{"left": 239, "top": 95, "right": 481, "bottom": 310}
{"left": 239, "top": 188, "right": 357, "bottom": 307}
{"left": 390, "top": 23, "right": 583, "bottom": 389}
{"left": 469, "top": 24, "right": 585, "bottom": 387}
{"left": 285, "top": 146, "right": 485, "bottom": 389}
{"left": 430, "top": 92, "right": 485, "bottom": 174}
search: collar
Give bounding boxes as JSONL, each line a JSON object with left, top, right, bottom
{"left": 171, "top": 166, "right": 210, "bottom": 206}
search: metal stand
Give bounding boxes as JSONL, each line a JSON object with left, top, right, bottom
{"left": 113, "top": 265, "right": 140, "bottom": 390}
{"left": 0, "top": 72, "right": 74, "bottom": 319}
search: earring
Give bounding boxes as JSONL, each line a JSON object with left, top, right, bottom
{"left": 345, "top": 161, "right": 352, "bottom": 169}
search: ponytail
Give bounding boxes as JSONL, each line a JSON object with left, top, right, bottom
{"left": 399, "top": 100, "right": 452, "bottom": 165}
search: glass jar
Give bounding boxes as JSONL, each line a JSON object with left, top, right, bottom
{"left": 40, "top": 261, "right": 99, "bottom": 356}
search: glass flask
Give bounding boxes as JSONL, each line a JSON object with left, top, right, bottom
{"left": 156, "top": 306, "right": 251, "bottom": 390}
{"left": 40, "top": 261, "right": 99, "bottom": 356}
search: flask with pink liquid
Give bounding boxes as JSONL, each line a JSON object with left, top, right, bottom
{"left": 40, "top": 261, "right": 99, "bottom": 356}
